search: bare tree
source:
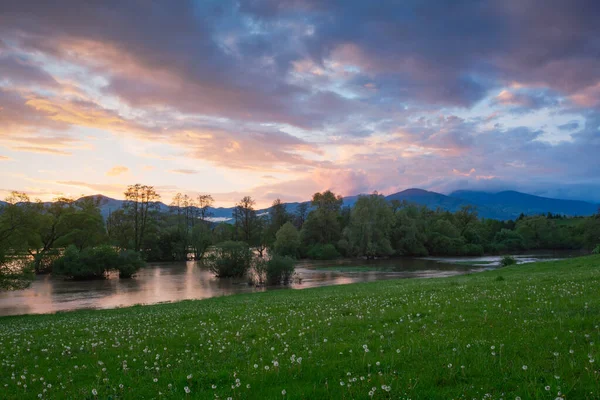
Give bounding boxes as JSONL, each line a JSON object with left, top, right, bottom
{"left": 196, "top": 194, "right": 214, "bottom": 221}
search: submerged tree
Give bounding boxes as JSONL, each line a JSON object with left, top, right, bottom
{"left": 124, "top": 184, "right": 161, "bottom": 252}
{"left": 0, "top": 192, "right": 35, "bottom": 290}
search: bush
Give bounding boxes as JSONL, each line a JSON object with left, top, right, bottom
{"left": 206, "top": 241, "right": 252, "bottom": 277}
{"left": 592, "top": 245, "right": 600, "bottom": 254}
{"left": 53, "top": 245, "right": 118, "bottom": 280}
{"left": 461, "top": 243, "right": 485, "bottom": 256}
{"left": 306, "top": 243, "right": 340, "bottom": 260}
{"left": 500, "top": 255, "right": 517, "bottom": 267}
{"left": 266, "top": 255, "right": 295, "bottom": 285}
{"left": 53, "top": 245, "right": 145, "bottom": 279}
{"left": 117, "top": 250, "right": 145, "bottom": 278}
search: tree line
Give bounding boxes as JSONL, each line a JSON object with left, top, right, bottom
{"left": 1, "top": 185, "right": 599, "bottom": 290}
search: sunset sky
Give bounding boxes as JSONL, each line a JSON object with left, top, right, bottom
{"left": 1, "top": 0, "right": 599, "bottom": 207}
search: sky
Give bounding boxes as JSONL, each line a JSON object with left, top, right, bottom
{"left": 1, "top": 0, "right": 599, "bottom": 207}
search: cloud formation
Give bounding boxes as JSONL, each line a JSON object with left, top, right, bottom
{"left": 106, "top": 166, "right": 129, "bottom": 177}
{"left": 0, "top": 0, "right": 599, "bottom": 204}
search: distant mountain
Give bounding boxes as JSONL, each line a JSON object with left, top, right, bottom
{"left": 450, "top": 190, "right": 599, "bottom": 218}
{"left": 2, "top": 189, "right": 598, "bottom": 222}
{"left": 385, "top": 188, "right": 468, "bottom": 211}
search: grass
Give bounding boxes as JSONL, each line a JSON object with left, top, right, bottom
{"left": 1, "top": 256, "right": 599, "bottom": 399}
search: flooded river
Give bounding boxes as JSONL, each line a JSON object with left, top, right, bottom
{"left": 0, "top": 253, "right": 572, "bottom": 316}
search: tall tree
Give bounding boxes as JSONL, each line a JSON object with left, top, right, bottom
{"left": 0, "top": 192, "right": 34, "bottom": 290}
{"left": 294, "top": 202, "right": 309, "bottom": 229}
{"left": 27, "top": 197, "right": 77, "bottom": 273}
{"left": 234, "top": 196, "right": 257, "bottom": 243}
{"left": 346, "top": 193, "right": 394, "bottom": 257}
{"left": 301, "top": 190, "right": 343, "bottom": 246}
{"left": 124, "top": 184, "right": 161, "bottom": 252}
{"left": 268, "top": 198, "right": 290, "bottom": 242}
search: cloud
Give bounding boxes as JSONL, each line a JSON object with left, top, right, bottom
{"left": 169, "top": 169, "right": 198, "bottom": 175}
{"left": 557, "top": 121, "right": 580, "bottom": 131}
{"left": 106, "top": 165, "right": 129, "bottom": 177}
{"left": 1, "top": 0, "right": 600, "bottom": 204}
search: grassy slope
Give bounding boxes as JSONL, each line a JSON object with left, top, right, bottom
{"left": 1, "top": 256, "right": 599, "bottom": 400}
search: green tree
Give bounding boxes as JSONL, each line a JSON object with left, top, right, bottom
{"left": 301, "top": 190, "right": 343, "bottom": 248}
{"left": 27, "top": 197, "right": 77, "bottom": 273}
{"left": 294, "top": 202, "right": 309, "bottom": 229}
{"left": 268, "top": 198, "right": 290, "bottom": 242}
{"left": 107, "top": 209, "right": 134, "bottom": 249}
{"left": 0, "top": 192, "right": 35, "bottom": 290}
{"left": 346, "top": 193, "right": 394, "bottom": 257}
{"left": 190, "top": 222, "right": 212, "bottom": 260}
{"left": 206, "top": 241, "right": 252, "bottom": 278}
{"left": 273, "top": 222, "right": 300, "bottom": 257}
{"left": 62, "top": 196, "right": 107, "bottom": 250}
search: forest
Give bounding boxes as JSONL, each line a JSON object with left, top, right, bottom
{"left": 1, "top": 184, "right": 599, "bottom": 290}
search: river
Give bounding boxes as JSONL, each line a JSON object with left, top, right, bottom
{"left": 0, "top": 253, "right": 572, "bottom": 316}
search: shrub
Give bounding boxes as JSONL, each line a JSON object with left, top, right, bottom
{"left": 500, "top": 255, "right": 517, "bottom": 267}
{"left": 592, "top": 245, "right": 600, "bottom": 254}
{"left": 266, "top": 255, "right": 296, "bottom": 285}
{"left": 53, "top": 245, "right": 145, "bottom": 279}
{"left": 306, "top": 243, "right": 340, "bottom": 260}
{"left": 206, "top": 241, "right": 252, "bottom": 277}
{"left": 53, "top": 245, "right": 118, "bottom": 280}
{"left": 117, "top": 250, "right": 145, "bottom": 278}
{"left": 461, "top": 243, "right": 485, "bottom": 256}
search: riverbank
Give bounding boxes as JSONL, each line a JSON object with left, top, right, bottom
{"left": 1, "top": 255, "right": 599, "bottom": 399}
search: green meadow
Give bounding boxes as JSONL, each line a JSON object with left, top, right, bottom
{"left": 1, "top": 256, "right": 599, "bottom": 399}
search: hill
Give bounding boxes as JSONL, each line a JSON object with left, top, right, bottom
{"left": 3, "top": 189, "right": 598, "bottom": 222}
{"left": 451, "top": 190, "right": 599, "bottom": 218}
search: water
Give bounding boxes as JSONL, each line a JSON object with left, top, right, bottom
{"left": 0, "top": 253, "right": 571, "bottom": 316}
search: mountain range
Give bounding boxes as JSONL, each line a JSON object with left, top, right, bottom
{"left": 27, "top": 188, "right": 595, "bottom": 222}
{"left": 1, "top": 188, "right": 597, "bottom": 221}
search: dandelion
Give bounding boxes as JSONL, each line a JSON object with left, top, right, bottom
{"left": 184, "top": 386, "right": 191, "bottom": 394}
{"left": 522, "top": 365, "right": 528, "bottom": 370}
{"left": 545, "top": 386, "right": 550, "bottom": 391}
{"left": 448, "top": 363, "right": 452, "bottom": 368}
{"left": 212, "top": 385, "right": 217, "bottom": 389}
{"left": 92, "top": 389, "right": 98, "bottom": 396}
{"left": 187, "top": 374, "right": 192, "bottom": 379}
{"left": 153, "top": 378, "right": 158, "bottom": 383}
{"left": 282, "top": 389, "right": 286, "bottom": 395}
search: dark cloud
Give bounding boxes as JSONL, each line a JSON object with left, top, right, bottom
{"left": 557, "top": 121, "right": 580, "bottom": 131}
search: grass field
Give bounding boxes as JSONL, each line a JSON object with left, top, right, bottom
{"left": 1, "top": 256, "right": 599, "bottom": 399}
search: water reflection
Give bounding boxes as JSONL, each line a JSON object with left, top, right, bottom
{"left": 0, "top": 254, "right": 566, "bottom": 316}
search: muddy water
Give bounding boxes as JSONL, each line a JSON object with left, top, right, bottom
{"left": 0, "top": 253, "right": 569, "bottom": 316}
